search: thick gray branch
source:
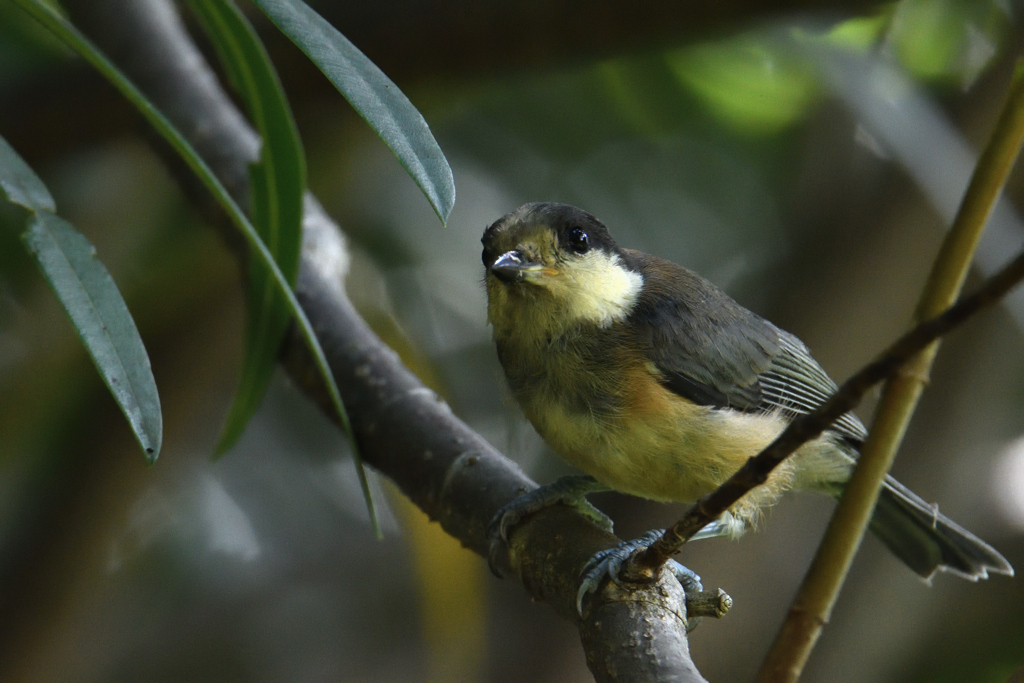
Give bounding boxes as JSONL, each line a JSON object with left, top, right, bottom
{"left": 3, "top": 0, "right": 885, "bottom": 168}
{"left": 302, "top": 0, "right": 881, "bottom": 82}
{"left": 60, "top": 0, "right": 706, "bottom": 680}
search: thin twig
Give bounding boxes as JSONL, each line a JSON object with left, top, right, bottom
{"left": 756, "top": 62, "right": 1024, "bottom": 683}
{"left": 632, "top": 243, "right": 1024, "bottom": 577}
{"left": 633, "top": 66, "right": 1024, "bottom": 580}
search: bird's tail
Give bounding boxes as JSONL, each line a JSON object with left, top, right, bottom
{"left": 867, "top": 476, "right": 1014, "bottom": 580}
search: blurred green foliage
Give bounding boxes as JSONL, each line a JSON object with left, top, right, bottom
{"left": 659, "top": 0, "right": 1011, "bottom": 136}
{"left": 891, "top": 0, "right": 1008, "bottom": 86}
{"left": 667, "top": 38, "right": 819, "bottom": 135}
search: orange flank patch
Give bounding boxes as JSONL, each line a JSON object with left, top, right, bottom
{"left": 620, "top": 360, "right": 680, "bottom": 418}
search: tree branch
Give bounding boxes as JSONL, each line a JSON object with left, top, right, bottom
{"left": 58, "top": 0, "right": 709, "bottom": 680}
{"left": 1, "top": 0, "right": 885, "bottom": 167}
{"left": 304, "top": 0, "right": 883, "bottom": 82}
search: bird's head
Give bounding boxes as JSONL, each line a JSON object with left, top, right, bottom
{"left": 482, "top": 203, "right": 644, "bottom": 339}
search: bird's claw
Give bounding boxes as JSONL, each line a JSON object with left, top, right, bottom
{"left": 487, "top": 500, "right": 522, "bottom": 547}
{"left": 487, "top": 475, "right": 612, "bottom": 575}
{"left": 576, "top": 530, "right": 704, "bottom": 628}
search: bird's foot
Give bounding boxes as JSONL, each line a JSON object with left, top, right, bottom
{"left": 576, "top": 529, "right": 708, "bottom": 631}
{"left": 488, "top": 474, "right": 611, "bottom": 572}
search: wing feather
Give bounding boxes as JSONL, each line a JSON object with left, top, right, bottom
{"left": 625, "top": 250, "right": 867, "bottom": 444}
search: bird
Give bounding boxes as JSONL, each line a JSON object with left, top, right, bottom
{"left": 481, "top": 201, "right": 1013, "bottom": 613}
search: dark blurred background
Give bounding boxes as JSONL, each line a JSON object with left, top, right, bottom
{"left": 2, "top": 0, "right": 1024, "bottom": 681}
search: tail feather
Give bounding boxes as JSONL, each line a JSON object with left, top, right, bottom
{"left": 869, "top": 476, "right": 1014, "bottom": 581}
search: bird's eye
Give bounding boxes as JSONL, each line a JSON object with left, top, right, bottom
{"left": 568, "top": 227, "right": 589, "bottom": 254}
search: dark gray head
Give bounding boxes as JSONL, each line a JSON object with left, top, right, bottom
{"left": 481, "top": 203, "right": 644, "bottom": 332}
{"left": 482, "top": 202, "right": 621, "bottom": 279}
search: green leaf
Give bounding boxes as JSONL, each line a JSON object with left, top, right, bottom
{"left": 253, "top": 0, "right": 455, "bottom": 225}
{"left": 11, "top": 0, "right": 378, "bottom": 533}
{"left": 1, "top": 131, "right": 161, "bottom": 463}
{"left": 0, "top": 134, "right": 55, "bottom": 212}
{"left": 23, "top": 211, "right": 162, "bottom": 461}
{"left": 188, "top": 0, "right": 307, "bottom": 456}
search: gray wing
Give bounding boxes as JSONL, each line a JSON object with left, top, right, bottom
{"left": 757, "top": 333, "right": 868, "bottom": 443}
{"left": 626, "top": 252, "right": 867, "bottom": 444}
{"left": 627, "top": 259, "right": 778, "bottom": 410}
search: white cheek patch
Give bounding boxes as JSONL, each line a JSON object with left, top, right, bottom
{"left": 555, "top": 251, "right": 643, "bottom": 327}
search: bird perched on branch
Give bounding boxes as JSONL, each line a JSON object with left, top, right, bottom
{"left": 482, "top": 202, "right": 1013, "bottom": 613}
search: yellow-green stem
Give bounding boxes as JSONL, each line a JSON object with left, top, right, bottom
{"left": 758, "top": 61, "right": 1024, "bottom": 683}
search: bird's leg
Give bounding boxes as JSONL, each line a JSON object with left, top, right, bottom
{"left": 576, "top": 530, "right": 702, "bottom": 618}
{"left": 487, "top": 474, "right": 613, "bottom": 571}
{"left": 577, "top": 515, "right": 745, "bottom": 628}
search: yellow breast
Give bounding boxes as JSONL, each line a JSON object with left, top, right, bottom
{"left": 520, "top": 362, "right": 842, "bottom": 529}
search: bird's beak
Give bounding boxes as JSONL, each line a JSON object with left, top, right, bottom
{"left": 489, "top": 250, "right": 557, "bottom": 284}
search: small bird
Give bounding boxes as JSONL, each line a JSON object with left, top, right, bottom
{"left": 482, "top": 202, "right": 1013, "bottom": 611}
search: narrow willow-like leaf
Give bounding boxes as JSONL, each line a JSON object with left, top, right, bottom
{"left": 23, "top": 211, "right": 162, "bottom": 461}
{"left": 253, "top": 0, "right": 455, "bottom": 225}
{"left": 0, "top": 134, "right": 55, "bottom": 212}
{"left": 1, "top": 131, "right": 161, "bottom": 462}
{"left": 12, "top": 0, "right": 379, "bottom": 532}
{"left": 188, "top": 0, "right": 306, "bottom": 457}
